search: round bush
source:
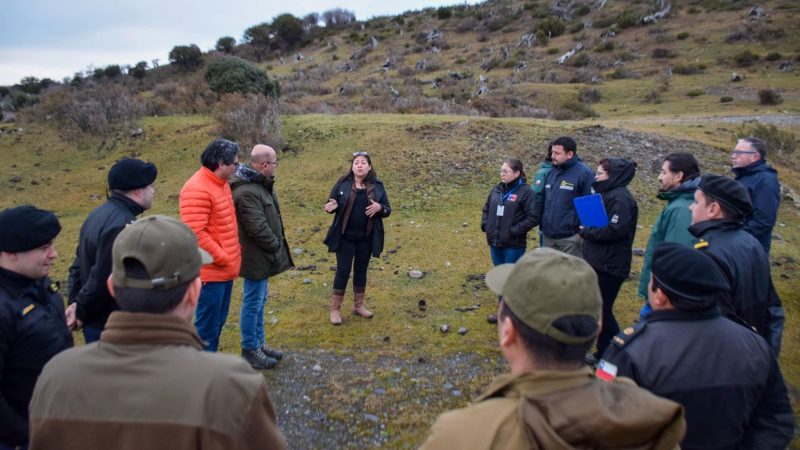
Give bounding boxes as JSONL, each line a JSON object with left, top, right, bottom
{"left": 205, "top": 57, "right": 279, "bottom": 98}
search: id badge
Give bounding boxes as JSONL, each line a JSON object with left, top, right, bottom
{"left": 496, "top": 205, "right": 505, "bottom": 216}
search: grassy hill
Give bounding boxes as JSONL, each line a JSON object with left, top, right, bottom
{"left": 1, "top": 112, "right": 798, "bottom": 447}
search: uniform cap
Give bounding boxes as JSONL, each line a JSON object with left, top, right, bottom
{"left": 111, "top": 215, "right": 211, "bottom": 290}
{"left": 485, "top": 248, "right": 601, "bottom": 344}
{"left": 0, "top": 205, "right": 61, "bottom": 252}
{"left": 698, "top": 174, "right": 752, "bottom": 217}
{"left": 108, "top": 158, "right": 157, "bottom": 191}
{"left": 651, "top": 242, "right": 730, "bottom": 310}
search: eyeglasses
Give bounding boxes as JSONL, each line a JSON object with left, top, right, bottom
{"left": 595, "top": 171, "right": 608, "bottom": 176}
{"left": 262, "top": 160, "right": 279, "bottom": 166}
{"left": 499, "top": 169, "right": 513, "bottom": 174}
{"left": 732, "top": 150, "right": 757, "bottom": 156}
{"left": 353, "top": 151, "right": 369, "bottom": 157}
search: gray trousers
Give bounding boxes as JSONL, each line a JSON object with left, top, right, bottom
{"left": 542, "top": 233, "right": 583, "bottom": 257}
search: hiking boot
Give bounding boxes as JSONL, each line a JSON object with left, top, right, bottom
{"left": 330, "top": 290, "right": 344, "bottom": 325}
{"left": 353, "top": 289, "right": 374, "bottom": 318}
{"left": 242, "top": 348, "right": 277, "bottom": 370}
{"left": 261, "top": 344, "right": 283, "bottom": 361}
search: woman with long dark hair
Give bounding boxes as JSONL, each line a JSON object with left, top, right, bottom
{"left": 579, "top": 157, "right": 639, "bottom": 358}
{"left": 323, "top": 152, "right": 391, "bottom": 325}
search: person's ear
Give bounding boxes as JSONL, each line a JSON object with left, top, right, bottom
{"left": 184, "top": 277, "right": 201, "bottom": 307}
{"left": 498, "top": 315, "right": 517, "bottom": 349}
{"left": 106, "top": 275, "right": 116, "bottom": 298}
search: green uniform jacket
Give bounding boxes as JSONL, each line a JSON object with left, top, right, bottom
{"left": 420, "top": 367, "right": 685, "bottom": 450}
{"left": 637, "top": 180, "right": 698, "bottom": 299}
{"left": 230, "top": 165, "right": 294, "bottom": 280}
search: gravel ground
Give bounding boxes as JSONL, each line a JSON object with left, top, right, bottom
{"left": 262, "top": 350, "right": 506, "bottom": 449}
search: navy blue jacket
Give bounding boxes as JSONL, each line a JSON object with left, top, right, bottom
{"left": 733, "top": 160, "right": 780, "bottom": 253}
{"left": 602, "top": 307, "right": 794, "bottom": 450}
{"left": 481, "top": 178, "right": 537, "bottom": 248}
{"left": 67, "top": 193, "right": 143, "bottom": 328}
{"left": 0, "top": 267, "right": 73, "bottom": 446}
{"left": 580, "top": 158, "right": 639, "bottom": 278}
{"left": 533, "top": 155, "right": 593, "bottom": 238}
{"left": 323, "top": 177, "right": 391, "bottom": 257}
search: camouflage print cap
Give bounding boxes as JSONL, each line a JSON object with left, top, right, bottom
{"left": 111, "top": 215, "right": 212, "bottom": 290}
{"left": 485, "top": 248, "right": 602, "bottom": 345}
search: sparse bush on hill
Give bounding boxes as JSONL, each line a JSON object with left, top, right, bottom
{"left": 643, "top": 89, "right": 662, "bottom": 103}
{"left": 734, "top": 49, "right": 759, "bottom": 67}
{"left": 569, "top": 53, "right": 591, "bottom": 67}
{"left": 758, "top": 88, "right": 782, "bottom": 105}
{"left": 610, "top": 66, "right": 631, "bottom": 79}
{"left": 129, "top": 61, "right": 148, "bottom": 80}
{"left": 595, "top": 41, "right": 615, "bottom": 52}
{"left": 651, "top": 48, "right": 676, "bottom": 58}
{"left": 765, "top": 51, "right": 783, "bottom": 61}
{"left": 457, "top": 17, "right": 478, "bottom": 33}
{"left": 672, "top": 63, "right": 706, "bottom": 75}
{"left": 720, "top": 96, "right": 734, "bottom": 103}
{"left": 537, "top": 17, "right": 565, "bottom": 38}
{"left": 436, "top": 7, "right": 452, "bottom": 19}
{"left": 169, "top": 44, "right": 204, "bottom": 70}
{"left": 616, "top": 10, "right": 640, "bottom": 29}
{"left": 214, "top": 93, "right": 285, "bottom": 151}
{"left": 103, "top": 65, "right": 123, "bottom": 79}
{"left": 205, "top": 57, "right": 279, "bottom": 98}
{"left": 553, "top": 99, "right": 597, "bottom": 120}
{"left": 271, "top": 13, "right": 306, "bottom": 51}
{"left": 676, "top": 32, "right": 690, "bottom": 40}
{"left": 216, "top": 37, "right": 236, "bottom": 53}
{"left": 569, "top": 22, "right": 585, "bottom": 34}
{"left": 579, "top": 87, "right": 602, "bottom": 104}
{"left": 686, "top": 88, "right": 705, "bottom": 97}
{"left": 322, "top": 8, "right": 356, "bottom": 28}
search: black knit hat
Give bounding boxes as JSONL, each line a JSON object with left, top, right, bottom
{"left": 108, "top": 158, "right": 158, "bottom": 191}
{"left": 0, "top": 205, "right": 61, "bottom": 252}
{"left": 698, "top": 174, "right": 752, "bottom": 218}
{"left": 651, "top": 242, "right": 730, "bottom": 310}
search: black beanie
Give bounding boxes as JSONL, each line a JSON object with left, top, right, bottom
{"left": 108, "top": 158, "right": 158, "bottom": 191}
{"left": 698, "top": 174, "right": 752, "bottom": 218}
{"left": 0, "top": 205, "right": 62, "bottom": 252}
{"left": 651, "top": 242, "right": 730, "bottom": 310}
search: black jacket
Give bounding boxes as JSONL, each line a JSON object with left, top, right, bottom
{"left": 0, "top": 267, "right": 73, "bottom": 446}
{"left": 323, "top": 177, "right": 391, "bottom": 257}
{"left": 481, "top": 178, "right": 537, "bottom": 248}
{"left": 533, "top": 155, "right": 594, "bottom": 239}
{"left": 602, "top": 307, "right": 794, "bottom": 450}
{"left": 580, "top": 158, "right": 639, "bottom": 278}
{"left": 688, "top": 219, "right": 773, "bottom": 337}
{"left": 733, "top": 160, "right": 780, "bottom": 253}
{"left": 68, "top": 193, "right": 143, "bottom": 328}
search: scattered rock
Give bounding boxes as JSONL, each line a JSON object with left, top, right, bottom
{"left": 418, "top": 300, "right": 427, "bottom": 311}
{"left": 439, "top": 324, "right": 450, "bottom": 333}
{"left": 131, "top": 128, "right": 144, "bottom": 137}
{"left": 457, "top": 327, "right": 468, "bottom": 335}
{"left": 382, "top": 336, "right": 391, "bottom": 342}
{"left": 409, "top": 270, "right": 424, "bottom": 279}
{"left": 462, "top": 222, "right": 468, "bottom": 227}
{"left": 451, "top": 389, "right": 462, "bottom": 397}
{"left": 303, "top": 278, "right": 312, "bottom": 284}
{"left": 443, "top": 383, "right": 453, "bottom": 390}
{"left": 297, "top": 265, "right": 318, "bottom": 271}
{"left": 9, "top": 175, "right": 22, "bottom": 183}
{"left": 293, "top": 248, "right": 305, "bottom": 256}
{"left": 749, "top": 5, "right": 765, "bottom": 18}
{"left": 364, "top": 413, "right": 380, "bottom": 423}
{"left": 731, "top": 72, "right": 744, "bottom": 82}
{"left": 312, "top": 364, "right": 323, "bottom": 372}
{"left": 632, "top": 248, "right": 645, "bottom": 257}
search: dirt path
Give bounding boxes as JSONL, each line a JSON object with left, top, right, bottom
{"left": 609, "top": 114, "right": 800, "bottom": 128}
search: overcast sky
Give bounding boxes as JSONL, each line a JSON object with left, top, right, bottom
{"left": 0, "top": 0, "right": 475, "bottom": 86}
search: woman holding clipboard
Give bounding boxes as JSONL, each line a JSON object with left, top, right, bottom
{"left": 579, "top": 158, "right": 639, "bottom": 358}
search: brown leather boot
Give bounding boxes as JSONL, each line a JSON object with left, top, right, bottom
{"left": 353, "top": 288, "right": 374, "bottom": 318}
{"left": 330, "top": 289, "right": 344, "bottom": 325}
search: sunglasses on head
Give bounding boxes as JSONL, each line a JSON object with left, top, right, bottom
{"left": 353, "top": 151, "right": 369, "bottom": 157}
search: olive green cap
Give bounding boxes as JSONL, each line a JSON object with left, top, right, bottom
{"left": 485, "top": 248, "right": 601, "bottom": 344}
{"left": 111, "top": 215, "right": 212, "bottom": 290}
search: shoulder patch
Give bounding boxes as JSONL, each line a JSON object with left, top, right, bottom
{"left": 50, "top": 281, "right": 60, "bottom": 293}
{"left": 694, "top": 240, "right": 709, "bottom": 249}
{"left": 20, "top": 303, "right": 36, "bottom": 317}
{"left": 596, "top": 360, "right": 618, "bottom": 382}
{"left": 611, "top": 321, "right": 647, "bottom": 348}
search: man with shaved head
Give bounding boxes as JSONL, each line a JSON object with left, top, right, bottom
{"left": 230, "top": 144, "right": 294, "bottom": 370}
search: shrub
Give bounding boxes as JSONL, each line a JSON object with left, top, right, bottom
{"left": 720, "top": 96, "right": 734, "bottom": 102}
{"left": 643, "top": 89, "right": 662, "bottom": 103}
{"left": 569, "top": 53, "right": 591, "bottom": 67}
{"left": 216, "top": 36, "right": 236, "bottom": 53}
{"left": 651, "top": 48, "right": 676, "bottom": 58}
{"left": 758, "top": 89, "right": 782, "bottom": 105}
{"left": 553, "top": 100, "right": 597, "bottom": 120}
{"left": 734, "top": 49, "right": 759, "bottom": 67}
{"left": 616, "top": 10, "right": 639, "bottom": 29}
{"left": 593, "top": 16, "right": 616, "bottom": 28}
{"left": 676, "top": 32, "right": 690, "bottom": 40}
{"left": 765, "top": 52, "right": 783, "bottom": 61}
{"left": 610, "top": 66, "right": 630, "bottom": 79}
{"left": 456, "top": 17, "right": 478, "bottom": 33}
{"left": 574, "top": 4, "right": 591, "bottom": 16}
{"left": 214, "top": 93, "right": 285, "bottom": 151}
{"left": 672, "top": 63, "right": 706, "bottom": 75}
{"left": 436, "top": 7, "right": 452, "bottom": 19}
{"left": 537, "top": 17, "right": 565, "bottom": 37}
{"left": 129, "top": 61, "right": 148, "bottom": 80}
{"left": 169, "top": 44, "right": 204, "bottom": 70}
{"left": 103, "top": 65, "right": 122, "bottom": 78}
{"left": 569, "top": 22, "right": 585, "bottom": 34}
{"left": 579, "top": 87, "right": 602, "bottom": 103}
{"left": 0, "top": 86, "right": 9, "bottom": 97}
{"left": 595, "top": 41, "right": 615, "bottom": 52}
{"left": 205, "top": 56, "right": 279, "bottom": 98}
{"left": 547, "top": 47, "right": 560, "bottom": 55}
{"left": 686, "top": 88, "right": 705, "bottom": 97}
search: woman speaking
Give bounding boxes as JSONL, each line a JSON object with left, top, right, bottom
{"left": 323, "top": 152, "right": 391, "bottom": 325}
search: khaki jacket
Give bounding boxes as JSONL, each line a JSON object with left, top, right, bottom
{"left": 29, "top": 312, "right": 287, "bottom": 450}
{"left": 420, "top": 367, "right": 685, "bottom": 450}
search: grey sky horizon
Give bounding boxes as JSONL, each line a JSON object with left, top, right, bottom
{"left": 0, "top": 0, "right": 476, "bottom": 86}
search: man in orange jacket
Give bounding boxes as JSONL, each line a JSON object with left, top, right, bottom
{"left": 180, "top": 139, "right": 242, "bottom": 352}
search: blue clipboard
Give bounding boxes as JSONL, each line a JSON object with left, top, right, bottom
{"left": 574, "top": 194, "right": 608, "bottom": 228}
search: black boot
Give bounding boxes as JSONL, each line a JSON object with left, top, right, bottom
{"left": 261, "top": 344, "right": 283, "bottom": 361}
{"left": 242, "top": 348, "right": 277, "bottom": 370}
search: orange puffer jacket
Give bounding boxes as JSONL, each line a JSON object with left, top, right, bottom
{"left": 179, "top": 167, "right": 241, "bottom": 282}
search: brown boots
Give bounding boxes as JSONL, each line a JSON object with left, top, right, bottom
{"left": 353, "top": 288, "right": 374, "bottom": 319}
{"left": 330, "top": 290, "right": 344, "bottom": 325}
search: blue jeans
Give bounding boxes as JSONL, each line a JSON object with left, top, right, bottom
{"left": 489, "top": 246, "right": 526, "bottom": 266}
{"left": 241, "top": 278, "right": 268, "bottom": 350}
{"left": 195, "top": 280, "right": 233, "bottom": 352}
{"left": 83, "top": 325, "right": 103, "bottom": 344}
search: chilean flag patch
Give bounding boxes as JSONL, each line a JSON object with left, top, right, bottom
{"left": 596, "top": 360, "right": 618, "bottom": 382}
{"left": 509, "top": 194, "right": 517, "bottom": 201}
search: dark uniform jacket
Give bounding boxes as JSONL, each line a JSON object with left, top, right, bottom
{"left": 580, "top": 158, "right": 639, "bottom": 278}
{"left": 68, "top": 193, "right": 143, "bottom": 328}
{"left": 29, "top": 312, "right": 287, "bottom": 450}
{"left": 733, "top": 159, "right": 780, "bottom": 253}
{"left": 420, "top": 367, "right": 685, "bottom": 450}
{"left": 688, "top": 219, "right": 774, "bottom": 337}
{"left": 481, "top": 178, "right": 537, "bottom": 249}
{"left": 533, "top": 155, "right": 593, "bottom": 239}
{"left": 230, "top": 165, "right": 294, "bottom": 280}
{"left": 323, "top": 177, "right": 391, "bottom": 258}
{"left": 0, "top": 267, "right": 72, "bottom": 447}
{"left": 602, "top": 307, "right": 794, "bottom": 450}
